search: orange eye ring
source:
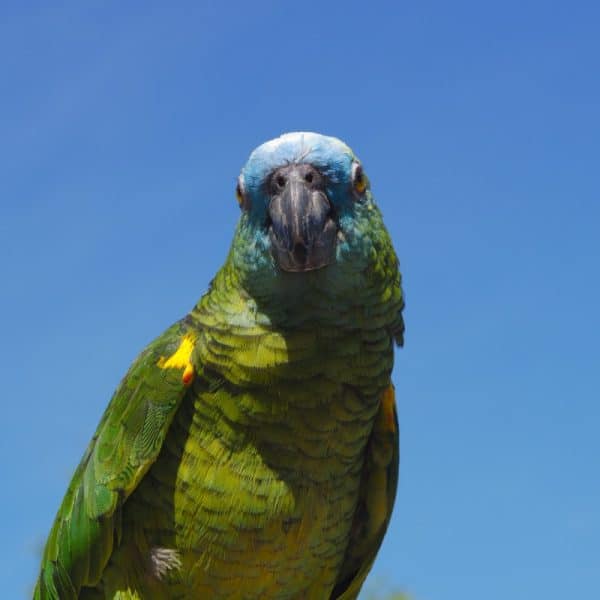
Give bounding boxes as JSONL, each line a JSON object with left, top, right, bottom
{"left": 352, "top": 163, "right": 367, "bottom": 195}
{"left": 236, "top": 177, "right": 250, "bottom": 210}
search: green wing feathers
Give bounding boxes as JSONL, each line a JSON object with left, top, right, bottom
{"left": 34, "top": 319, "right": 197, "bottom": 599}
{"left": 333, "top": 385, "right": 399, "bottom": 599}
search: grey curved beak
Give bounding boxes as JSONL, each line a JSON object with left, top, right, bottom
{"left": 268, "top": 168, "right": 337, "bottom": 272}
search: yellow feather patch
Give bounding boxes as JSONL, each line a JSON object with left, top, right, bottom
{"left": 157, "top": 334, "right": 197, "bottom": 385}
{"left": 380, "top": 384, "right": 396, "bottom": 434}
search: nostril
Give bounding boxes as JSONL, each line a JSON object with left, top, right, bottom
{"left": 276, "top": 175, "right": 286, "bottom": 188}
{"left": 305, "top": 172, "right": 313, "bottom": 184}
{"left": 292, "top": 241, "right": 307, "bottom": 264}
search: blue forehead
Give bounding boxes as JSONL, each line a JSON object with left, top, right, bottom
{"left": 241, "top": 132, "right": 357, "bottom": 187}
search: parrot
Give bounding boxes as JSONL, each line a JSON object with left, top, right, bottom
{"left": 34, "top": 132, "right": 405, "bottom": 599}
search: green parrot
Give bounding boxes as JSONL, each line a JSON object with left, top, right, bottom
{"left": 34, "top": 132, "right": 405, "bottom": 599}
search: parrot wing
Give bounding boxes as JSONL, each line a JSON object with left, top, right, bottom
{"left": 332, "top": 385, "right": 400, "bottom": 600}
{"left": 34, "top": 318, "right": 198, "bottom": 599}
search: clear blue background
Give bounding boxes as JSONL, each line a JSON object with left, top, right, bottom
{"left": 2, "top": 2, "right": 599, "bottom": 598}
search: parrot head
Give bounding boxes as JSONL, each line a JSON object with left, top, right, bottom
{"left": 228, "top": 132, "right": 397, "bottom": 302}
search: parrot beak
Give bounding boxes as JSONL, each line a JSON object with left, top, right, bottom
{"left": 268, "top": 165, "right": 337, "bottom": 272}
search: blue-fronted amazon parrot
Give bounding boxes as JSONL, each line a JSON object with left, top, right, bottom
{"left": 34, "top": 132, "right": 405, "bottom": 599}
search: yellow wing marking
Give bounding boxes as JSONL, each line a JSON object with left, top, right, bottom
{"left": 157, "top": 333, "right": 197, "bottom": 385}
{"left": 380, "top": 384, "right": 396, "bottom": 434}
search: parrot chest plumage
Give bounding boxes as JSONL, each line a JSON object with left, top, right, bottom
{"left": 109, "top": 322, "right": 389, "bottom": 599}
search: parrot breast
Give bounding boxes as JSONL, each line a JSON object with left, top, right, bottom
{"left": 98, "top": 302, "right": 395, "bottom": 598}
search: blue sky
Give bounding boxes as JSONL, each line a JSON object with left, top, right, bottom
{"left": 2, "top": 1, "right": 599, "bottom": 598}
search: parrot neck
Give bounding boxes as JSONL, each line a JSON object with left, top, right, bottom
{"left": 190, "top": 252, "right": 401, "bottom": 395}
{"left": 185, "top": 249, "right": 401, "bottom": 491}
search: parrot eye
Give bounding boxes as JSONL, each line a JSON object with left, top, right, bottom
{"left": 352, "top": 162, "right": 367, "bottom": 196}
{"left": 236, "top": 177, "right": 250, "bottom": 210}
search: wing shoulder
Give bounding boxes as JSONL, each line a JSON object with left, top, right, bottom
{"left": 35, "top": 318, "right": 199, "bottom": 599}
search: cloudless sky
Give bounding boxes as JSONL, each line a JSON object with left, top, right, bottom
{"left": 2, "top": 1, "right": 599, "bottom": 598}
